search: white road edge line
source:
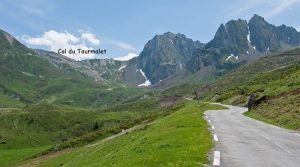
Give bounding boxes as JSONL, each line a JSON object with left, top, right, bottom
{"left": 205, "top": 116, "right": 208, "bottom": 119}
{"left": 211, "top": 125, "right": 215, "bottom": 130}
{"left": 213, "top": 151, "right": 221, "bottom": 166}
{"left": 261, "top": 134, "right": 271, "bottom": 141}
{"left": 208, "top": 120, "right": 211, "bottom": 123}
{"left": 213, "top": 134, "right": 219, "bottom": 141}
{"left": 294, "top": 133, "right": 300, "bottom": 137}
{"left": 274, "top": 142, "right": 292, "bottom": 154}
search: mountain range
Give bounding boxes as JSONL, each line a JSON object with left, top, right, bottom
{"left": 0, "top": 14, "right": 300, "bottom": 107}
{"left": 132, "top": 14, "right": 300, "bottom": 88}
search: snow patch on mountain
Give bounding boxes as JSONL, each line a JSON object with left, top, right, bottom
{"left": 247, "top": 27, "right": 251, "bottom": 44}
{"left": 225, "top": 54, "right": 239, "bottom": 61}
{"left": 118, "top": 65, "right": 126, "bottom": 71}
{"left": 138, "top": 69, "right": 151, "bottom": 87}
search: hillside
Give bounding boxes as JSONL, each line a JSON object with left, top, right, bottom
{"left": 35, "top": 49, "right": 128, "bottom": 83}
{"left": 19, "top": 102, "right": 226, "bottom": 167}
{"left": 0, "top": 30, "right": 148, "bottom": 109}
{"left": 0, "top": 96, "right": 169, "bottom": 167}
{"left": 199, "top": 48, "right": 300, "bottom": 104}
{"left": 0, "top": 30, "right": 71, "bottom": 106}
{"left": 160, "top": 48, "right": 299, "bottom": 129}
{"left": 197, "top": 48, "right": 300, "bottom": 129}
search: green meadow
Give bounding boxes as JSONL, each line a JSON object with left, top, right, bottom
{"left": 35, "top": 102, "right": 225, "bottom": 167}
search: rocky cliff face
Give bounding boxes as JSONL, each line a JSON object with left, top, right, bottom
{"left": 137, "top": 32, "right": 203, "bottom": 84}
{"left": 188, "top": 14, "right": 300, "bottom": 76}
{"left": 205, "top": 19, "right": 249, "bottom": 55}
{"left": 207, "top": 14, "right": 300, "bottom": 55}
{"left": 249, "top": 14, "right": 300, "bottom": 52}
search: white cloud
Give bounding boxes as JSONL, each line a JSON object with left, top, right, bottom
{"left": 81, "top": 32, "right": 100, "bottom": 45}
{"left": 22, "top": 30, "right": 101, "bottom": 60}
{"left": 114, "top": 52, "right": 138, "bottom": 61}
{"left": 116, "top": 42, "right": 137, "bottom": 51}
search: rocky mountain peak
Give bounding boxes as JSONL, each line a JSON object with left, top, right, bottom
{"left": 137, "top": 32, "right": 203, "bottom": 84}
{"left": 206, "top": 19, "right": 249, "bottom": 55}
{"left": 206, "top": 14, "right": 300, "bottom": 55}
{"left": 249, "top": 14, "right": 266, "bottom": 24}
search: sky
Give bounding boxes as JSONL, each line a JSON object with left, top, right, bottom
{"left": 1, "top": 0, "right": 300, "bottom": 60}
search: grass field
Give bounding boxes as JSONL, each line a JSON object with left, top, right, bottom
{"left": 34, "top": 102, "right": 225, "bottom": 167}
{"left": 244, "top": 89, "right": 300, "bottom": 130}
{"left": 0, "top": 146, "right": 50, "bottom": 167}
{"left": 0, "top": 97, "right": 166, "bottom": 167}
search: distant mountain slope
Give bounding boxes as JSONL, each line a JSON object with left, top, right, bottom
{"left": 198, "top": 48, "right": 300, "bottom": 103}
{"left": 0, "top": 29, "right": 70, "bottom": 106}
{"left": 0, "top": 30, "right": 145, "bottom": 108}
{"left": 35, "top": 49, "right": 128, "bottom": 83}
{"left": 80, "top": 58, "right": 127, "bottom": 83}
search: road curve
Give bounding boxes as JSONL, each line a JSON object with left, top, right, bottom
{"left": 205, "top": 104, "right": 300, "bottom": 167}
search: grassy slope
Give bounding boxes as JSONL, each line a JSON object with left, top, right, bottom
{"left": 0, "top": 31, "right": 147, "bottom": 108}
{"left": 0, "top": 146, "right": 50, "bottom": 167}
{"left": 200, "top": 49, "right": 300, "bottom": 130}
{"left": 245, "top": 89, "right": 300, "bottom": 130}
{"left": 0, "top": 97, "right": 164, "bottom": 167}
{"left": 208, "top": 63, "right": 300, "bottom": 130}
{"left": 161, "top": 48, "right": 300, "bottom": 130}
{"left": 38, "top": 102, "right": 225, "bottom": 167}
{"left": 201, "top": 49, "right": 300, "bottom": 103}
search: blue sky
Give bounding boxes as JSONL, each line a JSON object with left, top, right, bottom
{"left": 1, "top": 0, "right": 300, "bottom": 60}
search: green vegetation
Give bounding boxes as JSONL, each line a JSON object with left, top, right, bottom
{"left": 34, "top": 102, "right": 225, "bottom": 167}
{"left": 245, "top": 89, "right": 300, "bottom": 130}
{"left": 161, "top": 48, "right": 300, "bottom": 130}
{"left": 0, "top": 146, "right": 50, "bottom": 167}
{"left": 161, "top": 84, "right": 200, "bottom": 99}
{"left": 0, "top": 32, "right": 147, "bottom": 108}
{"left": 0, "top": 97, "right": 167, "bottom": 167}
{"left": 200, "top": 50, "right": 300, "bottom": 104}
{"left": 198, "top": 49, "right": 300, "bottom": 130}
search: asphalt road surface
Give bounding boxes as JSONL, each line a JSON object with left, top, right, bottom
{"left": 205, "top": 104, "right": 300, "bottom": 167}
